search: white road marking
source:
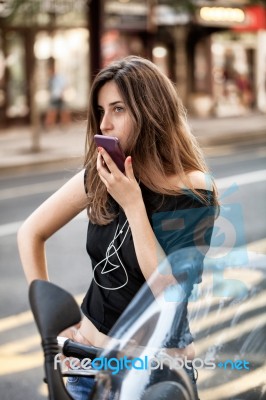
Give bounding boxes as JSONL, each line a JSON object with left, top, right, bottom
{"left": 0, "top": 293, "right": 85, "bottom": 375}
{"left": 0, "top": 210, "right": 87, "bottom": 237}
{"left": 199, "top": 365, "right": 266, "bottom": 400}
{"left": 216, "top": 169, "right": 266, "bottom": 190}
{"left": 0, "top": 179, "right": 66, "bottom": 201}
{"left": 1, "top": 169, "right": 265, "bottom": 237}
{"left": 0, "top": 169, "right": 265, "bottom": 202}
{"left": 0, "top": 293, "right": 84, "bottom": 333}
{"left": 0, "top": 220, "right": 23, "bottom": 237}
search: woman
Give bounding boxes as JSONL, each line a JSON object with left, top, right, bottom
{"left": 18, "top": 56, "right": 218, "bottom": 400}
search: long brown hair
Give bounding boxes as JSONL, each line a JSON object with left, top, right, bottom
{"left": 84, "top": 56, "right": 218, "bottom": 225}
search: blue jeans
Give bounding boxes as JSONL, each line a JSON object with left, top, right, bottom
{"left": 66, "top": 366, "right": 199, "bottom": 400}
{"left": 66, "top": 376, "right": 95, "bottom": 400}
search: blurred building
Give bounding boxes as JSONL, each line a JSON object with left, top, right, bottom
{"left": 0, "top": 0, "right": 89, "bottom": 127}
{"left": 186, "top": 2, "right": 266, "bottom": 117}
{"left": 0, "top": 0, "right": 266, "bottom": 127}
{"left": 102, "top": 0, "right": 266, "bottom": 117}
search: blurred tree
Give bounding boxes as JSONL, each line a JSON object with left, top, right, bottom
{"left": 249, "top": 0, "right": 266, "bottom": 5}
{"left": 0, "top": 0, "right": 43, "bottom": 151}
{"left": 88, "top": 0, "right": 103, "bottom": 83}
{"left": 1, "top": 0, "right": 265, "bottom": 26}
{"left": 0, "top": 0, "right": 87, "bottom": 26}
{"left": 0, "top": 0, "right": 88, "bottom": 152}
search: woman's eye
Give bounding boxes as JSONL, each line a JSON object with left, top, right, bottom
{"left": 115, "top": 106, "right": 124, "bottom": 113}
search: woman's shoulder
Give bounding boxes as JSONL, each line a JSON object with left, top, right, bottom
{"left": 142, "top": 171, "right": 216, "bottom": 214}
{"left": 165, "top": 170, "right": 214, "bottom": 192}
{"left": 185, "top": 170, "right": 214, "bottom": 191}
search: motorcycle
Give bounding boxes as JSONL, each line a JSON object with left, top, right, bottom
{"left": 29, "top": 246, "right": 266, "bottom": 400}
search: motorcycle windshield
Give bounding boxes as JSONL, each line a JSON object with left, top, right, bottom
{"left": 91, "top": 246, "right": 266, "bottom": 400}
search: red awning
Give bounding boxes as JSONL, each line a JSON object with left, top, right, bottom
{"left": 233, "top": 6, "right": 266, "bottom": 31}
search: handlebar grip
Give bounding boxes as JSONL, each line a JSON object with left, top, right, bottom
{"left": 63, "top": 339, "right": 103, "bottom": 360}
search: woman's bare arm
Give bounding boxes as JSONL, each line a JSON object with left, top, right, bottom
{"left": 17, "top": 169, "right": 88, "bottom": 284}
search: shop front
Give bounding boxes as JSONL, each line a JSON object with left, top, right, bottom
{"left": 34, "top": 29, "right": 89, "bottom": 120}
{"left": 0, "top": 29, "right": 28, "bottom": 124}
{"left": 210, "top": 31, "right": 257, "bottom": 117}
{"left": 188, "top": 4, "right": 266, "bottom": 117}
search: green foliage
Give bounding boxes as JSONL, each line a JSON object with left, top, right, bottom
{"left": 2, "top": 0, "right": 265, "bottom": 28}
{"left": 0, "top": 0, "right": 87, "bottom": 27}
{"left": 0, "top": 0, "right": 43, "bottom": 26}
{"left": 158, "top": 0, "right": 196, "bottom": 13}
{"left": 248, "top": 0, "right": 266, "bottom": 6}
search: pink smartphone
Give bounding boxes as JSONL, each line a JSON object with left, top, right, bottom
{"left": 94, "top": 134, "right": 126, "bottom": 172}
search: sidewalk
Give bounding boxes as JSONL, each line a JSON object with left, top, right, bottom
{"left": 0, "top": 112, "right": 265, "bottom": 175}
{"left": 189, "top": 111, "right": 266, "bottom": 147}
{"left": 0, "top": 122, "right": 86, "bottom": 175}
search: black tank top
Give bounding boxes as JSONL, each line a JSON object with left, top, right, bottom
{"left": 81, "top": 182, "right": 215, "bottom": 347}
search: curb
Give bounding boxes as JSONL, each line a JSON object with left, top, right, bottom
{"left": 0, "top": 127, "right": 265, "bottom": 176}
{"left": 197, "top": 129, "right": 266, "bottom": 147}
{"left": 0, "top": 156, "right": 83, "bottom": 177}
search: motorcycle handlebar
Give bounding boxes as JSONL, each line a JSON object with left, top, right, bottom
{"left": 58, "top": 337, "right": 103, "bottom": 360}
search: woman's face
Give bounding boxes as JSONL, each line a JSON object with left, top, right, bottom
{"left": 97, "top": 80, "right": 134, "bottom": 152}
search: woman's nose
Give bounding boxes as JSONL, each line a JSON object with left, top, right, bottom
{"left": 100, "top": 112, "right": 113, "bottom": 132}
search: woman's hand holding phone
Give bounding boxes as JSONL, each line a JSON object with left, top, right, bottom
{"left": 94, "top": 135, "right": 126, "bottom": 172}
{"left": 96, "top": 146, "right": 142, "bottom": 213}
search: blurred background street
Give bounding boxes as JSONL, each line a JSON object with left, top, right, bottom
{"left": 0, "top": 1, "right": 266, "bottom": 399}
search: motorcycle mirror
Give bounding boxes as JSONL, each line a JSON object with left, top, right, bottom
{"left": 29, "top": 279, "right": 81, "bottom": 340}
{"left": 29, "top": 280, "right": 81, "bottom": 400}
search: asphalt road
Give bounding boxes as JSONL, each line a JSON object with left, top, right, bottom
{"left": 0, "top": 141, "right": 265, "bottom": 400}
